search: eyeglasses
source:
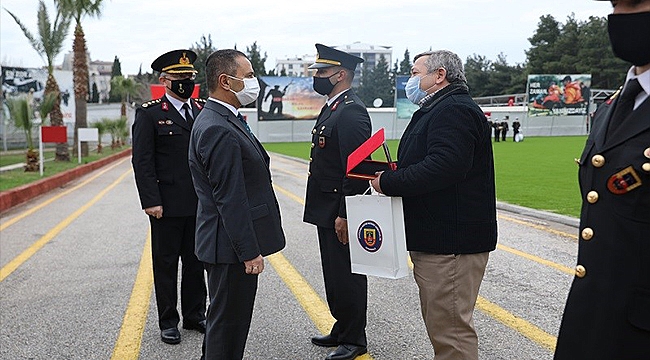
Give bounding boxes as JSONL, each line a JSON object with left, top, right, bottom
{"left": 163, "top": 73, "right": 197, "bottom": 81}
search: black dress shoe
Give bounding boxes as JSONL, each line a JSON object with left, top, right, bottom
{"left": 161, "top": 327, "right": 181, "bottom": 344}
{"left": 183, "top": 319, "right": 206, "bottom": 334}
{"left": 326, "top": 344, "right": 367, "bottom": 360}
{"left": 311, "top": 333, "right": 339, "bottom": 347}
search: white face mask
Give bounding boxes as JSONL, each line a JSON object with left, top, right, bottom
{"left": 228, "top": 76, "right": 260, "bottom": 106}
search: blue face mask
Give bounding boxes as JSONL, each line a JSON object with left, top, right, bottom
{"left": 405, "top": 74, "right": 429, "bottom": 104}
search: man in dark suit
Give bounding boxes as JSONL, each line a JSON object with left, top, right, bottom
{"left": 188, "top": 49, "right": 286, "bottom": 360}
{"left": 512, "top": 117, "right": 521, "bottom": 141}
{"left": 303, "top": 43, "right": 371, "bottom": 360}
{"left": 554, "top": 1, "right": 650, "bottom": 359}
{"left": 371, "top": 50, "right": 497, "bottom": 360}
{"left": 132, "top": 49, "right": 207, "bottom": 345}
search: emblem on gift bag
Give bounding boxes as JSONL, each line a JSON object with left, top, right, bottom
{"left": 357, "top": 220, "right": 383, "bottom": 252}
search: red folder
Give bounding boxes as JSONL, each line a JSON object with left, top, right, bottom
{"left": 346, "top": 128, "right": 397, "bottom": 180}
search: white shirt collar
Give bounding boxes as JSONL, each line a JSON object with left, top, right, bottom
{"left": 165, "top": 94, "right": 192, "bottom": 115}
{"left": 326, "top": 88, "right": 351, "bottom": 106}
{"left": 624, "top": 66, "right": 650, "bottom": 110}
{"left": 208, "top": 97, "right": 239, "bottom": 117}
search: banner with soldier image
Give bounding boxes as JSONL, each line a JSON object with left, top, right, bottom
{"left": 257, "top": 76, "right": 326, "bottom": 121}
{"left": 527, "top": 74, "right": 591, "bottom": 117}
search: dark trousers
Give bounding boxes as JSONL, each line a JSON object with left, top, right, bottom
{"left": 202, "top": 263, "right": 258, "bottom": 360}
{"left": 317, "top": 226, "right": 368, "bottom": 346}
{"left": 149, "top": 216, "right": 206, "bottom": 330}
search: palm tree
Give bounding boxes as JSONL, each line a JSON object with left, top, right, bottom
{"left": 5, "top": 1, "right": 72, "bottom": 161}
{"left": 110, "top": 76, "right": 140, "bottom": 117}
{"left": 56, "top": 0, "right": 103, "bottom": 157}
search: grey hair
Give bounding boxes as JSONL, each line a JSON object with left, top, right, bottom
{"left": 414, "top": 50, "right": 466, "bottom": 83}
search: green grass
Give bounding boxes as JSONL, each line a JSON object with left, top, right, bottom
{"left": 263, "top": 136, "right": 587, "bottom": 218}
{"left": 0, "top": 147, "right": 130, "bottom": 191}
{"left": 0, "top": 150, "right": 56, "bottom": 167}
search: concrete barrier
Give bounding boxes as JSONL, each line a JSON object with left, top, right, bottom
{"left": 0, "top": 148, "right": 132, "bottom": 213}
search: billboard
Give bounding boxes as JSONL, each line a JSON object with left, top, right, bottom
{"left": 257, "top": 76, "right": 326, "bottom": 120}
{"left": 395, "top": 75, "right": 419, "bottom": 120}
{"left": 1, "top": 66, "right": 75, "bottom": 123}
{"left": 527, "top": 74, "right": 591, "bottom": 116}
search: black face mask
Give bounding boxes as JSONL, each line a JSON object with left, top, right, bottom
{"left": 608, "top": 12, "right": 650, "bottom": 66}
{"left": 312, "top": 73, "right": 339, "bottom": 96}
{"left": 168, "top": 78, "right": 195, "bottom": 99}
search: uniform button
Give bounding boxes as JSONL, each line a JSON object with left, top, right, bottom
{"left": 307, "top": 171, "right": 311, "bottom": 176}
{"left": 575, "top": 265, "right": 586, "bottom": 278}
{"left": 586, "top": 191, "right": 599, "bottom": 204}
{"left": 581, "top": 227, "right": 594, "bottom": 240}
{"left": 321, "top": 126, "right": 325, "bottom": 130}
{"left": 643, "top": 163, "right": 650, "bottom": 172}
{"left": 333, "top": 189, "right": 338, "bottom": 193}
{"left": 312, "top": 129, "right": 316, "bottom": 134}
{"left": 309, "top": 157, "right": 312, "bottom": 162}
{"left": 574, "top": 158, "right": 580, "bottom": 165}
{"left": 591, "top": 154, "right": 605, "bottom": 168}
{"left": 644, "top": 147, "right": 650, "bottom": 159}
{"left": 311, "top": 143, "right": 315, "bottom": 148}
{"left": 169, "top": 131, "right": 173, "bottom": 135}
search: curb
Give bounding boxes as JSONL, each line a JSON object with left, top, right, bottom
{"left": 0, "top": 148, "right": 132, "bottom": 214}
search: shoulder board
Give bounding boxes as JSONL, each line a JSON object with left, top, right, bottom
{"left": 605, "top": 86, "right": 623, "bottom": 105}
{"left": 141, "top": 98, "right": 162, "bottom": 108}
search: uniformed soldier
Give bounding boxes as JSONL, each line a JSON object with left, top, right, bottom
{"left": 303, "top": 43, "right": 371, "bottom": 360}
{"left": 554, "top": 1, "right": 650, "bottom": 359}
{"left": 132, "top": 49, "right": 207, "bottom": 345}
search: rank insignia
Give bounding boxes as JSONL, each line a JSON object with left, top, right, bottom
{"left": 158, "top": 120, "right": 165, "bottom": 125}
{"left": 607, "top": 166, "right": 642, "bottom": 194}
{"left": 331, "top": 99, "right": 342, "bottom": 111}
{"left": 318, "top": 136, "right": 326, "bottom": 148}
{"left": 357, "top": 220, "right": 382, "bottom": 252}
{"left": 161, "top": 102, "right": 169, "bottom": 111}
{"left": 165, "top": 120, "right": 173, "bottom": 125}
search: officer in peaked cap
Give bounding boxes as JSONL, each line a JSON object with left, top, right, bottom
{"left": 554, "top": 1, "right": 650, "bottom": 359}
{"left": 132, "top": 49, "right": 207, "bottom": 345}
{"left": 303, "top": 43, "right": 371, "bottom": 360}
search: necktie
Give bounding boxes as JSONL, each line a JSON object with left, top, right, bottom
{"left": 607, "top": 78, "right": 643, "bottom": 135}
{"left": 237, "top": 113, "right": 254, "bottom": 136}
{"left": 182, "top": 103, "right": 193, "bottom": 126}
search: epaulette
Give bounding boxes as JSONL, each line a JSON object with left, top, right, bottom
{"left": 605, "top": 86, "right": 623, "bottom": 105}
{"left": 141, "top": 98, "right": 162, "bottom": 108}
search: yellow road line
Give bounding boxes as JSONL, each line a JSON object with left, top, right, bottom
{"left": 0, "top": 158, "right": 128, "bottom": 231}
{"left": 275, "top": 182, "right": 558, "bottom": 353}
{"left": 0, "top": 169, "right": 132, "bottom": 282}
{"left": 497, "top": 244, "right": 574, "bottom": 275}
{"left": 476, "top": 296, "right": 557, "bottom": 351}
{"left": 270, "top": 186, "right": 373, "bottom": 359}
{"left": 498, "top": 214, "right": 577, "bottom": 240}
{"left": 111, "top": 232, "right": 153, "bottom": 360}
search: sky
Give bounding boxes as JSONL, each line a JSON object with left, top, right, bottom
{"left": 1, "top": 0, "right": 613, "bottom": 76}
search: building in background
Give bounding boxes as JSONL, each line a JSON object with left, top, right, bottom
{"left": 61, "top": 51, "right": 112, "bottom": 103}
{"left": 274, "top": 55, "right": 315, "bottom": 77}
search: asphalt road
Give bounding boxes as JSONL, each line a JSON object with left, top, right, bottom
{"left": 0, "top": 153, "right": 581, "bottom": 360}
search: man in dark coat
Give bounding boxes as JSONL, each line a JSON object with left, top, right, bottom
{"left": 371, "top": 50, "right": 497, "bottom": 360}
{"left": 303, "top": 43, "right": 371, "bottom": 360}
{"left": 512, "top": 117, "right": 521, "bottom": 141}
{"left": 188, "top": 49, "right": 285, "bottom": 360}
{"left": 554, "top": 1, "right": 650, "bottom": 359}
{"left": 132, "top": 49, "right": 207, "bottom": 345}
{"left": 501, "top": 116, "right": 509, "bottom": 141}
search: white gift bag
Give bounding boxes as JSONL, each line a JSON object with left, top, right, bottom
{"left": 345, "top": 190, "right": 408, "bottom": 279}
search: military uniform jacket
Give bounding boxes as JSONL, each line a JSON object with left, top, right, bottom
{"left": 303, "top": 90, "right": 371, "bottom": 228}
{"left": 554, "top": 89, "right": 650, "bottom": 359}
{"left": 132, "top": 95, "right": 204, "bottom": 217}
{"left": 188, "top": 100, "right": 285, "bottom": 264}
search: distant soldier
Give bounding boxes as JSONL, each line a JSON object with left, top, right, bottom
{"left": 512, "top": 117, "right": 521, "bottom": 142}
{"left": 501, "top": 116, "right": 509, "bottom": 141}
{"left": 493, "top": 118, "right": 500, "bottom": 142}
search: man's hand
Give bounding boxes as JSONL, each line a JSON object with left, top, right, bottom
{"left": 144, "top": 206, "right": 163, "bottom": 219}
{"left": 244, "top": 255, "right": 264, "bottom": 275}
{"left": 335, "top": 217, "right": 349, "bottom": 245}
{"left": 370, "top": 171, "right": 384, "bottom": 194}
